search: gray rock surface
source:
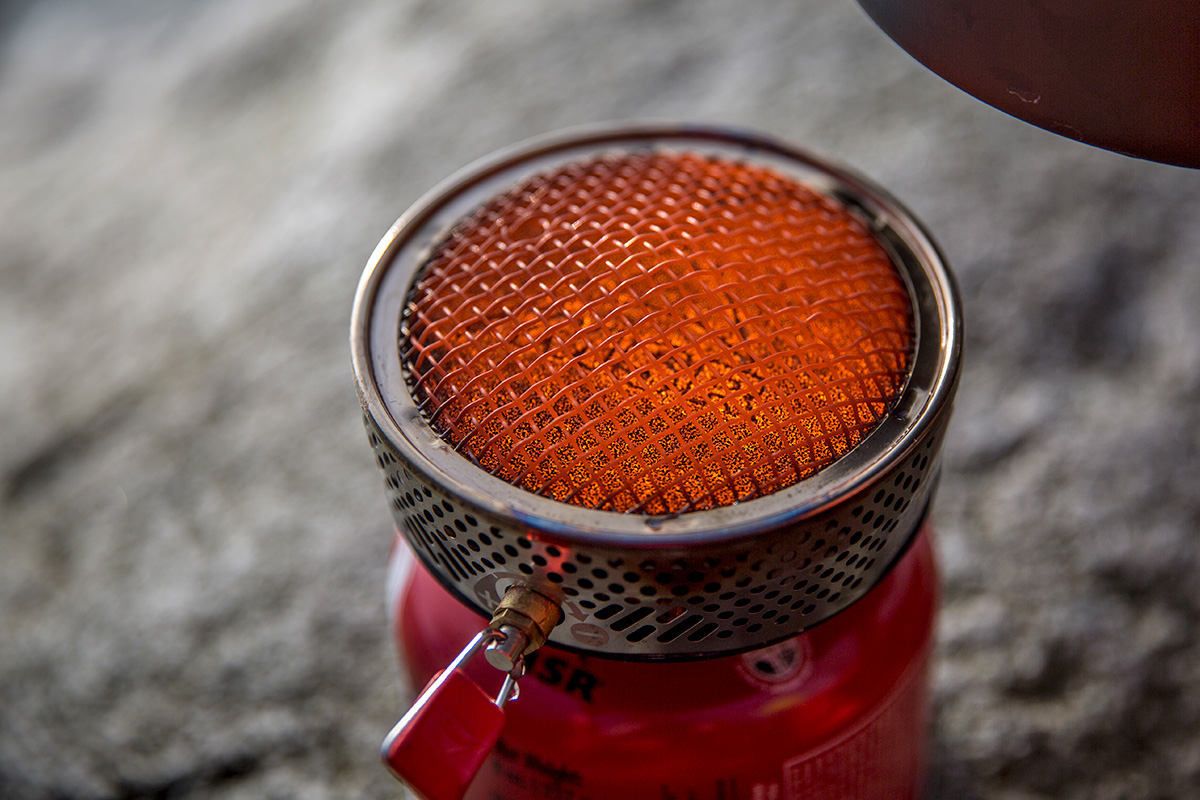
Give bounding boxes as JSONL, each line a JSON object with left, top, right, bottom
{"left": 2, "top": 1, "right": 1198, "bottom": 798}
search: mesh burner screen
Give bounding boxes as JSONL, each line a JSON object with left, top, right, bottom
{"left": 402, "top": 152, "right": 913, "bottom": 515}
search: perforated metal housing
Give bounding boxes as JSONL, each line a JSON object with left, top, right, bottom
{"left": 352, "top": 126, "right": 960, "bottom": 659}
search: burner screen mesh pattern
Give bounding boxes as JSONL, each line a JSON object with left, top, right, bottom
{"left": 402, "top": 152, "right": 914, "bottom": 515}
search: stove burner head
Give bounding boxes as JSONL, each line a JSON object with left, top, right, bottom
{"left": 353, "top": 126, "right": 960, "bottom": 658}
{"left": 402, "top": 153, "right": 914, "bottom": 515}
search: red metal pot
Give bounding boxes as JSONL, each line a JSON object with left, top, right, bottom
{"left": 858, "top": 0, "right": 1200, "bottom": 167}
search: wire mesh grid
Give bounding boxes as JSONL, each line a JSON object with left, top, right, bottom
{"left": 402, "top": 152, "right": 914, "bottom": 516}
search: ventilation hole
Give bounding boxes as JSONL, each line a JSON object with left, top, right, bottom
{"left": 640, "top": 586, "right": 657, "bottom": 596}
{"left": 656, "top": 607, "right": 686, "bottom": 624}
{"left": 545, "top": 545, "right": 561, "bottom": 558}
{"left": 578, "top": 578, "right": 594, "bottom": 589}
{"left": 532, "top": 555, "right": 547, "bottom": 567}
{"left": 519, "top": 564, "right": 533, "bottom": 575}
{"left": 576, "top": 553, "right": 593, "bottom": 564}
{"left": 747, "top": 623, "right": 763, "bottom": 634}
{"left": 562, "top": 563, "right": 577, "bottom": 574}
{"left": 703, "top": 604, "right": 720, "bottom": 613}
{"left": 688, "top": 623, "right": 719, "bottom": 642}
{"left": 455, "top": 520, "right": 468, "bottom": 533}
{"left": 593, "top": 604, "right": 623, "bottom": 620}
{"left": 765, "top": 590, "right": 779, "bottom": 600}
{"left": 718, "top": 630, "right": 733, "bottom": 639}
{"left": 517, "top": 537, "right": 532, "bottom": 549}
{"left": 563, "top": 586, "right": 578, "bottom": 596}
{"left": 481, "top": 558, "right": 494, "bottom": 569}
{"left": 762, "top": 609, "right": 777, "bottom": 619}
{"left": 504, "top": 545, "right": 519, "bottom": 557}
{"left": 775, "top": 615, "right": 790, "bottom": 625}
{"left": 718, "top": 610, "right": 735, "bottom": 620}
{"left": 802, "top": 604, "right": 816, "bottom": 615}
{"left": 624, "top": 572, "right": 639, "bottom": 582}
{"left": 548, "top": 573, "right": 563, "bottom": 584}
{"left": 595, "top": 593, "right": 610, "bottom": 601}
{"left": 627, "top": 625, "right": 656, "bottom": 642}
{"left": 466, "top": 515, "right": 478, "bottom": 527}
{"left": 467, "top": 540, "right": 480, "bottom": 552}
{"left": 579, "top": 600, "right": 596, "bottom": 609}
{"left": 687, "top": 571, "right": 704, "bottom": 583}
{"left": 611, "top": 607, "right": 655, "bottom": 632}
{"left": 658, "top": 615, "right": 703, "bottom": 643}
{"left": 593, "top": 568, "right": 609, "bottom": 579}
{"left": 749, "top": 604, "right": 765, "bottom": 614}
{"left": 609, "top": 584, "right": 626, "bottom": 594}
{"left": 734, "top": 598, "right": 751, "bottom": 608}
{"left": 732, "top": 618, "right": 749, "bottom": 627}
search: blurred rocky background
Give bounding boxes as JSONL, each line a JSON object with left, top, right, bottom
{"left": 2, "top": 1, "right": 1198, "bottom": 798}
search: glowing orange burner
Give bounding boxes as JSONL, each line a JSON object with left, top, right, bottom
{"left": 402, "top": 152, "right": 914, "bottom": 515}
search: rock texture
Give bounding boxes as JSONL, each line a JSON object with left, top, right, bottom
{"left": 2, "top": 1, "right": 1198, "bottom": 798}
